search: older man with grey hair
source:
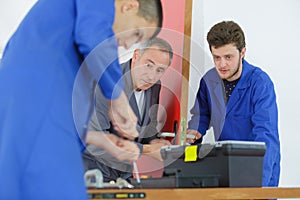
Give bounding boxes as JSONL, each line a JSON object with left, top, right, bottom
{"left": 83, "top": 37, "right": 174, "bottom": 182}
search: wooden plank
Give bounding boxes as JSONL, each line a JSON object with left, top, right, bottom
{"left": 88, "top": 187, "right": 300, "bottom": 200}
{"left": 178, "top": 0, "right": 193, "bottom": 144}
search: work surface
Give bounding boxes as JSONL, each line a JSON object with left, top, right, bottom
{"left": 88, "top": 187, "right": 300, "bottom": 199}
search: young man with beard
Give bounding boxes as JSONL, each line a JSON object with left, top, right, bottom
{"left": 187, "top": 21, "right": 280, "bottom": 187}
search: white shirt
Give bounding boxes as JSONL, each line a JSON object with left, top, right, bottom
{"left": 134, "top": 90, "right": 146, "bottom": 119}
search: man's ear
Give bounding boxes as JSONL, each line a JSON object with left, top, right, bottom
{"left": 132, "top": 49, "right": 140, "bottom": 63}
{"left": 241, "top": 47, "right": 246, "bottom": 59}
{"left": 121, "top": 0, "right": 140, "bottom": 13}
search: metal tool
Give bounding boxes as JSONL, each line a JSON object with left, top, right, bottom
{"left": 84, "top": 169, "right": 134, "bottom": 189}
{"left": 133, "top": 161, "right": 140, "bottom": 184}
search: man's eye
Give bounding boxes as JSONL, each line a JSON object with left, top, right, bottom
{"left": 157, "top": 68, "right": 165, "bottom": 73}
{"left": 134, "top": 31, "right": 143, "bottom": 43}
{"left": 214, "top": 56, "right": 220, "bottom": 61}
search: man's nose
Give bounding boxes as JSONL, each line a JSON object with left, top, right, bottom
{"left": 146, "top": 69, "right": 156, "bottom": 81}
{"left": 220, "top": 58, "right": 227, "bottom": 67}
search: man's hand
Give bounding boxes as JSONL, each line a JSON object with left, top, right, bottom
{"left": 109, "top": 136, "right": 140, "bottom": 162}
{"left": 186, "top": 129, "right": 202, "bottom": 144}
{"left": 86, "top": 131, "right": 140, "bottom": 161}
{"left": 143, "top": 139, "right": 171, "bottom": 161}
{"left": 108, "top": 91, "right": 138, "bottom": 140}
{"left": 149, "top": 138, "right": 171, "bottom": 145}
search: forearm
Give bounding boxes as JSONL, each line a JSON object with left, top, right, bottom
{"left": 188, "top": 79, "right": 210, "bottom": 134}
{"left": 87, "top": 131, "right": 140, "bottom": 161}
{"left": 86, "top": 131, "right": 118, "bottom": 151}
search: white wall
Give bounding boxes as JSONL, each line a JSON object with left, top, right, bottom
{"left": 0, "top": 0, "right": 37, "bottom": 58}
{"left": 190, "top": 0, "right": 300, "bottom": 187}
{"left": 1, "top": 0, "right": 299, "bottom": 187}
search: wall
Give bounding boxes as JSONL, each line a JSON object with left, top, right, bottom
{"left": 155, "top": 0, "right": 185, "bottom": 133}
{"left": 0, "top": 0, "right": 36, "bottom": 58}
{"left": 190, "top": 0, "right": 300, "bottom": 187}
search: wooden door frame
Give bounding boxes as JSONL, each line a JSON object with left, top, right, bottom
{"left": 178, "top": 0, "right": 193, "bottom": 144}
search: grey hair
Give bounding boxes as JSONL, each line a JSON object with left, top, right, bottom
{"left": 139, "top": 37, "right": 173, "bottom": 66}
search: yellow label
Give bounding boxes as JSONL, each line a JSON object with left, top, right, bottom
{"left": 184, "top": 145, "right": 198, "bottom": 162}
{"left": 116, "top": 193, "right": 128, "bottom": 198}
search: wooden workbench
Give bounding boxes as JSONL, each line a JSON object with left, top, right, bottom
{"left": 88, "top": 187, "right": 300, "bottom": 199}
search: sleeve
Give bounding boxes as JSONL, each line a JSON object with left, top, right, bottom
{"left": 188, "top": 78, "right": 211, "bottom": 135}
{"left": 86, "top": 85, "right": 115, "bottom": 158}
{"left": 251, "top": 71, "right": 280, "bottom": 186}
{"left": 74, "top": 0, "right": 123, "bottom": 99}
{"left": 89, "top": 86, "right": 111, "bottom": 132}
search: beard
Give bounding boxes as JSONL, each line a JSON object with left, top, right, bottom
{"left": 222, "top": 55, "right": 243, "bottom": 81}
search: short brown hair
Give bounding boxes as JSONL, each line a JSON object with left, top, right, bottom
{"left": 207, "top": 21, "right": 246, "bottom": 52}
{"left": 137, "top": 0, "right": 163, "bottom": 38}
